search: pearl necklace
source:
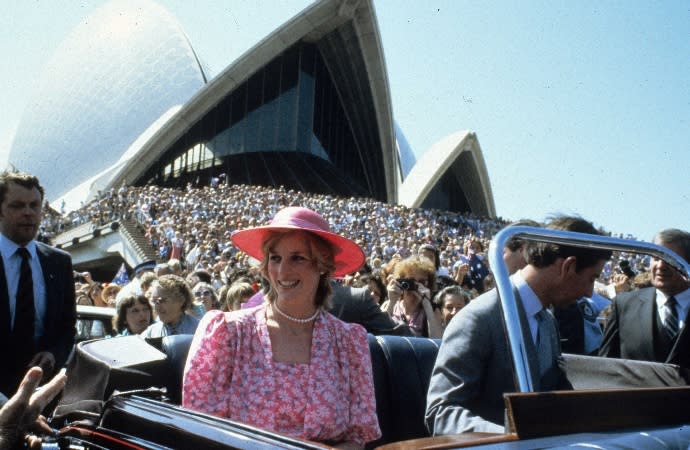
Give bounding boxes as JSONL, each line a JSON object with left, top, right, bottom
{"left": 272, "top": 302, "right": 321, "bottom": 324}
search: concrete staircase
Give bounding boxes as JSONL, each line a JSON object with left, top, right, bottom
{"left": 53, "top": 219, "right": 159, "bottom": 272}
{"left": 117, "top": 219, "right": 160, "bottom": 263}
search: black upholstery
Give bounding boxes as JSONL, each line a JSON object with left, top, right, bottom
{"left": 56, "top": 331, "right": 690, "bottom": 446}
{"left": 161, "top": 334, "right": 195, "bottom": 404}
{"left": 367, "top": 335, "right": 441, "bottom": 448}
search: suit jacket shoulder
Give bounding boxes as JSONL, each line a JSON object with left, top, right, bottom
{"left": 328, "top": 283, "right": 412, "bottom": 336}
{"left": 426, "top": 289, "right": 511, "bottom": 434}
{"left": 35, "top": 241, "right": 76, "bottom": 368}
{"left": 600, "top": 287, "right": 656, "bottom": 360}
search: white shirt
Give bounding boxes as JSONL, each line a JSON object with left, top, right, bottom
{"left": 656, "top": 287, "right": 690, "bottom": 330}
{"left": 511, "top": 271, "right": 544, "bottom": 346}
{"left": 0, "top": 234, "right": 47, "bottom": 338}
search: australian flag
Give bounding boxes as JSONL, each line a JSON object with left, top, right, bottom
{"left": 468, "top": 254, "right": 490, "bottom": 293}
{"left": 111, "top": 263, "right": 129, "bottom": 286}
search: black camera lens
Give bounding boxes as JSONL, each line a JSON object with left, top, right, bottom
{"left": 397, "top": 278, "right": 418, "bottom": 292}
{"left": 618, "top": 260, "right": 635, "bottom": 278}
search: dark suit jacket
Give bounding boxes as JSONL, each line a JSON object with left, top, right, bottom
{"left": 0, "top": 241, "right": 76, "bottom": 395}
{"left": 599, "top": 287, "right": 690, "bottom": 368}
{"left": 327, "top": 282, "right": 412, "bottom": 336}
{"left": 425, "top": 286, "right": 570, "bottom": 434}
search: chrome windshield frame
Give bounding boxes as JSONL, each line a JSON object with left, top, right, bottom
{"left": 488, "top": 226, "right": 690, "bottom": 393}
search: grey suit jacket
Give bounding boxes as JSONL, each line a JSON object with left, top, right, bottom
{"left": 0, "top": 241, "right": 76, "bottom": 395}
{"left": 425, "top": 286, "right": 569, "bottom": 435}
{"left": 599, "top": 287, "right": 690, "bottom": 368}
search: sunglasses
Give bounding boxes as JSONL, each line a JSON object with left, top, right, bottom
{"left": 194, "top": 290, "right": 213, "bottom": 297}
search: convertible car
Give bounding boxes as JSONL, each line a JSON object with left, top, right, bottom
{"left": 45, "top": 228, "right": 690, "bottom": 449}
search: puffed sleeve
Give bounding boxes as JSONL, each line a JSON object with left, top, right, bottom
{"left": 344, "top": 324, "right": 382, "bottom": 445}
{"left": 182, "top": 310, "right": 234, "bottom": 417}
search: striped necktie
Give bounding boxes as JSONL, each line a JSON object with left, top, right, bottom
{"left": 663, "top": 296, "right": 679, "bottom": 340}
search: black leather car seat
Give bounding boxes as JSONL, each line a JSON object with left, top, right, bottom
{"left": 367, "top": 335, "right": 441, "bottom": 447}
{"left": 161, "top": 334, "right": 194, "bottom": 404}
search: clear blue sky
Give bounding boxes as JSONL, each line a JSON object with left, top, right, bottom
{"left": 2, "top": 1, "right": 688, "bottom": 240}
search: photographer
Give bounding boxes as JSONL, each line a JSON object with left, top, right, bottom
{"left": 383, "top": 256, "right": 443, "bottom": 338}
{"left": 604, "top": 259, "right": 637, "bottom": 298}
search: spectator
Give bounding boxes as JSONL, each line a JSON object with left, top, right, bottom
{"left": 599, "top": 228, "right": 690, "bottom": 368}
{"left": 139, "top": 272, "right": 157, "bottom": 297}
{"left": 502, "top": 219, "right": 541, "bottom": 274}
{"left": 114, "top": 260, "right": 156, "bottom": 306}
{"left": 223, "top": 282, "right": 254, "bottom": 311}
{"left": 191, "top": 281, "right": 220, "bottom": 316}
{"left": 433, "top": 285, "right": 470, "bottom": 330}
{"left": 359, "top": 272, "right": 387, "bottom": 306}
{"left": 141, "top": 275, "right": 199, "bottom": 337}
{"left": 113, "top": 294, "right": 153, "bottom": 335}
{"left": 101, "top": 284, "right": 121, "bottom": 307}
{"left": 383, "top": 256, "right": 443, "bottom": 338}
{"left": 186, "top": 269, "right": 212, "bottom": 288}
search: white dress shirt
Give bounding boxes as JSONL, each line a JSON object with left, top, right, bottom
{"left": 0, "top": 234, "right": 47, "bottom": 338}
{"left": 656, "top": 287, "right": 690, "bottom": 330}
{"left": 511, "top": 271, "right": 545, "bottom": 346}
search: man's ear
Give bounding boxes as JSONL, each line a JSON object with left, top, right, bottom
{"left": 562, "top": 256, "right": 578, "bottom": 276}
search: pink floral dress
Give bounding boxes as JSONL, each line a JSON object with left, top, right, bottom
{"left": 182, "top": 305, "right": 381, "bottom": 446}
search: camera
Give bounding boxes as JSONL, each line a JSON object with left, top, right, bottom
{"left": 397, "top": 278, "right": 418, "bottom": 292}
{"left": 618, "top": 260, "right": 636, "bottom": 279}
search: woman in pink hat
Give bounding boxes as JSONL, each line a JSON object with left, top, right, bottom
{"left": 182, "top": 207, "right": 381, "bottom": 448}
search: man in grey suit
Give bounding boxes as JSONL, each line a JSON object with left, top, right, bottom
{"left": 599, "top": 228, "right": 690, "bottom": 368}
{"left": 0, "top": 171, "right": 76, "bottom": 397}
{"left": 426, "top": 216, "right": 611, "bottom": 434}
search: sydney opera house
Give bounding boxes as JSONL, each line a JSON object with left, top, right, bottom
{"left": 9, "top": 0, "right": 495, "bottom": 218}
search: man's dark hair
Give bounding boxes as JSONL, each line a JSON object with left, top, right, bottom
{"left": 504, "top": 219, "right": 542, "bottom": 252}
{"left": 0, "top": 170, "right": 45, "bottom": 204}
{"left": 526, "top": 215, "right": 612, "bottom": 271}
{"left": 190, "top": 269, "right": 212, "bottom": 284}
{"left": 226, "top": 267, "right": 254, "bottom": 285}
{"left": 418, "top": 244, "right": 440, "bottom": 270}
{"left": 653, "top": 228, "right": 690, "bottom": 263}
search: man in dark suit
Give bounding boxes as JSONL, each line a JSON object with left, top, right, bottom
{"left": 599, "top": 228, "right": 690, "bottom": 368}
{"left": 328, "top": 281, "right": 412, "bottom": 336}
{"left": 426, "top": 216, "right": 612, "bottom": 434}
{"left": 0, "top": 171, "right": 76, "bottom": 397}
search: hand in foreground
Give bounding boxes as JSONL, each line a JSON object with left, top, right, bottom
{"left": 612, "top": 273, "right": 630, "bottom": 293}
{"left": 0, "top": 367, "right": 67, "bottom": 450}
{"left": 27, "top": 352, "right": 56, "bottom": 379}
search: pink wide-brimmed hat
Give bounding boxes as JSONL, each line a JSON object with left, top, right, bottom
{"left": 231, "top": 206, "right": 365, "bottom": 277}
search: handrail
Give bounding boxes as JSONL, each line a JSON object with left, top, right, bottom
{"left": 488, "top": 226, "right": 690, "bottom": 393}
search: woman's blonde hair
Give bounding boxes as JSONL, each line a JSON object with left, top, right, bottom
{"left": 154, "top": 274, "right": 194, "bottom": 311}
{"left": 225, "top": 282, "right": 255, "bottom": 311}
{"left": 101, "top": 284, "right": 122, "bottom": 306}
{"left": 393, "top": 256, "right": 436, "bottom": 292}
{"left": 259, "top": 230, "right": 335, "bottom": 307}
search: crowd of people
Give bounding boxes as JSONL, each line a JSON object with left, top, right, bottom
{"left": 59, "top": 181, "right": 662, "bottom": 346}
{"left": 4, "top": 169, "right": 688, "bottom": 448}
